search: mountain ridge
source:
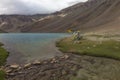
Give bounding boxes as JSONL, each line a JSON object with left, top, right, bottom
{"left": 0, "top": 0, "right": 120, "bottom": 33}
{"left": 21, "top": 0, "right": 120, "bottom": 33}
{"left": 0, "top": 14, "right": 48, "bottom": 32}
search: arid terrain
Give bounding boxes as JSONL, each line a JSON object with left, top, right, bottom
{"left": 0, "top": 0, "right": 120, "bottom": 33}
{"left": 0, "top": 14, "right": 47, "bottom": 32}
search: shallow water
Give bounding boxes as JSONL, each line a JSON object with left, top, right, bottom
{"left": 0, "top": 33, "right": 69, "bottom": 65}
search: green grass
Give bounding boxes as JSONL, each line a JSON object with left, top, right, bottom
{"left": 57, "top": 38, "right": 120, "bottom": 60}
{"left": 0, "top": 42, "right": 8, "bottom": 80}
{"left": 0, "top": 43, "right": 8, "bottom": 66}
{"left": 0, "top": 70, "right": 6, "bottom": 80}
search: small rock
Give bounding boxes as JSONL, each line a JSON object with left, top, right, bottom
{"left": 33, "top": 60, "right": 41, "bottom": 65}
{"left": 17, "top": 67, "right": 22, "bottom": 70}
{"left": 24, "top": 63, "right": 31, "bottom": 68}
{"left": 52, "top": 58, "right": 56, "bottom": 62}
{"left": 18, "top": 71, "right": 24, "bottom": 74}
{"left": 8, "top": 73, "right": 15, "bottom": 76}
{"left": 51, "top": 61, "right": 54, "bottom": 63}
{"left": 28, "top": 67, "right": 32, "bottom": 70}
{"left": 51, "top": 58, "right": 58, "bottom": 63}
{"left": 61, "top": 56, "right": 65, "bottom": 59}
{"left": 64, "top": 55, "right": 69, "bottom": 59}
{"left": 10, "top": 64, "right": 19, "bottom": 69}
{"left": 6, "top": 69, "right": 12, "bottom": 73}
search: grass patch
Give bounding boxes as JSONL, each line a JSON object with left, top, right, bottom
{"left": 0, "top": 43, "right": 8, "bottom": 66}
{"left": 86, "top": 34, "right": 120, "bottom": 38}
{"left": 57, "top": 37, "right": 120, "bottom": 60}
{"left": 0, "top": 70, "right": 6, "bottom": 80}
{"left": 0, "top": 42, "right": 8, "bottom": 80}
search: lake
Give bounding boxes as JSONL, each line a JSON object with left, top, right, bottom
{"left": 0, "top": 33, "right": 69, "bottom": 65}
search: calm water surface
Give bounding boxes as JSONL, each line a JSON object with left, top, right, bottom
{"left": 0, "top": 33, "right": 69, "bottom": 65}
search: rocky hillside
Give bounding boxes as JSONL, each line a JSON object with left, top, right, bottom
{"left": 0, "top": 0, "right": 120, "bottom": 33}
{"left": 0, "top": 14, "right": 47, "bottom": 32}
{"left": 21, "top": 0, "right": 120, "bottom": 33}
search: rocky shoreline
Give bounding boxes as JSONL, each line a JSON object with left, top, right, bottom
{"left": 3, "top": 53, "right": 120, "bottom": 80}
{"left": 4, "top": 54, "right": 81, "bottom": 80}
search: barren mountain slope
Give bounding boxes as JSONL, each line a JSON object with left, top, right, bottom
{"left": 0, "top": 0, "right": 120, "bottom": 33}
{"left": 21, "top": 0, "right": 120, "bottom": 33}
{"left": 0, "top": 14, "right": 47, "bottom": 32}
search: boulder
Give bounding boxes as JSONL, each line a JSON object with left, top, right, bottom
{"left": 6, "top": 69, "right": 12, "bottom": 73}
{"left": 64, "top": 55, "right": 69, "bottom": 59}
{"left": 24, "top": 63, "right": 31, "bottom": 68}
{"left": 33, "top": 60, "right": 41, "bottom": 65}
{"left": 51, "top": 58, "right": 58, "bottom": 63}
{"left": 10, "top": 64, "right": 19, "bottom": 69}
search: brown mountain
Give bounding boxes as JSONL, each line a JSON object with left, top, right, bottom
{"left": 0, "top": 0, "right": 120, "bottom": 33}
{"left": 21, "top": 0, "right": 120, "bottom": 33}
{"left": 0, "top": 14, "right": 47, "bottom": 32}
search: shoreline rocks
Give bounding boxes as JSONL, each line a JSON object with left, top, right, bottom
{"left": 5, "top": 54, "right": 120, "bottom": 80}
{"left": 5, "top": 54, "right": 80, "bottom": 80}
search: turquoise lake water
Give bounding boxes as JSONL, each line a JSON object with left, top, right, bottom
{"left": 0, "top": 33, "right": 69, "bottom": 64}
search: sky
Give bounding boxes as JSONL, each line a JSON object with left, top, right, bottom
{"left": 0, "top": 0, "right": 87, "bottom": 15}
